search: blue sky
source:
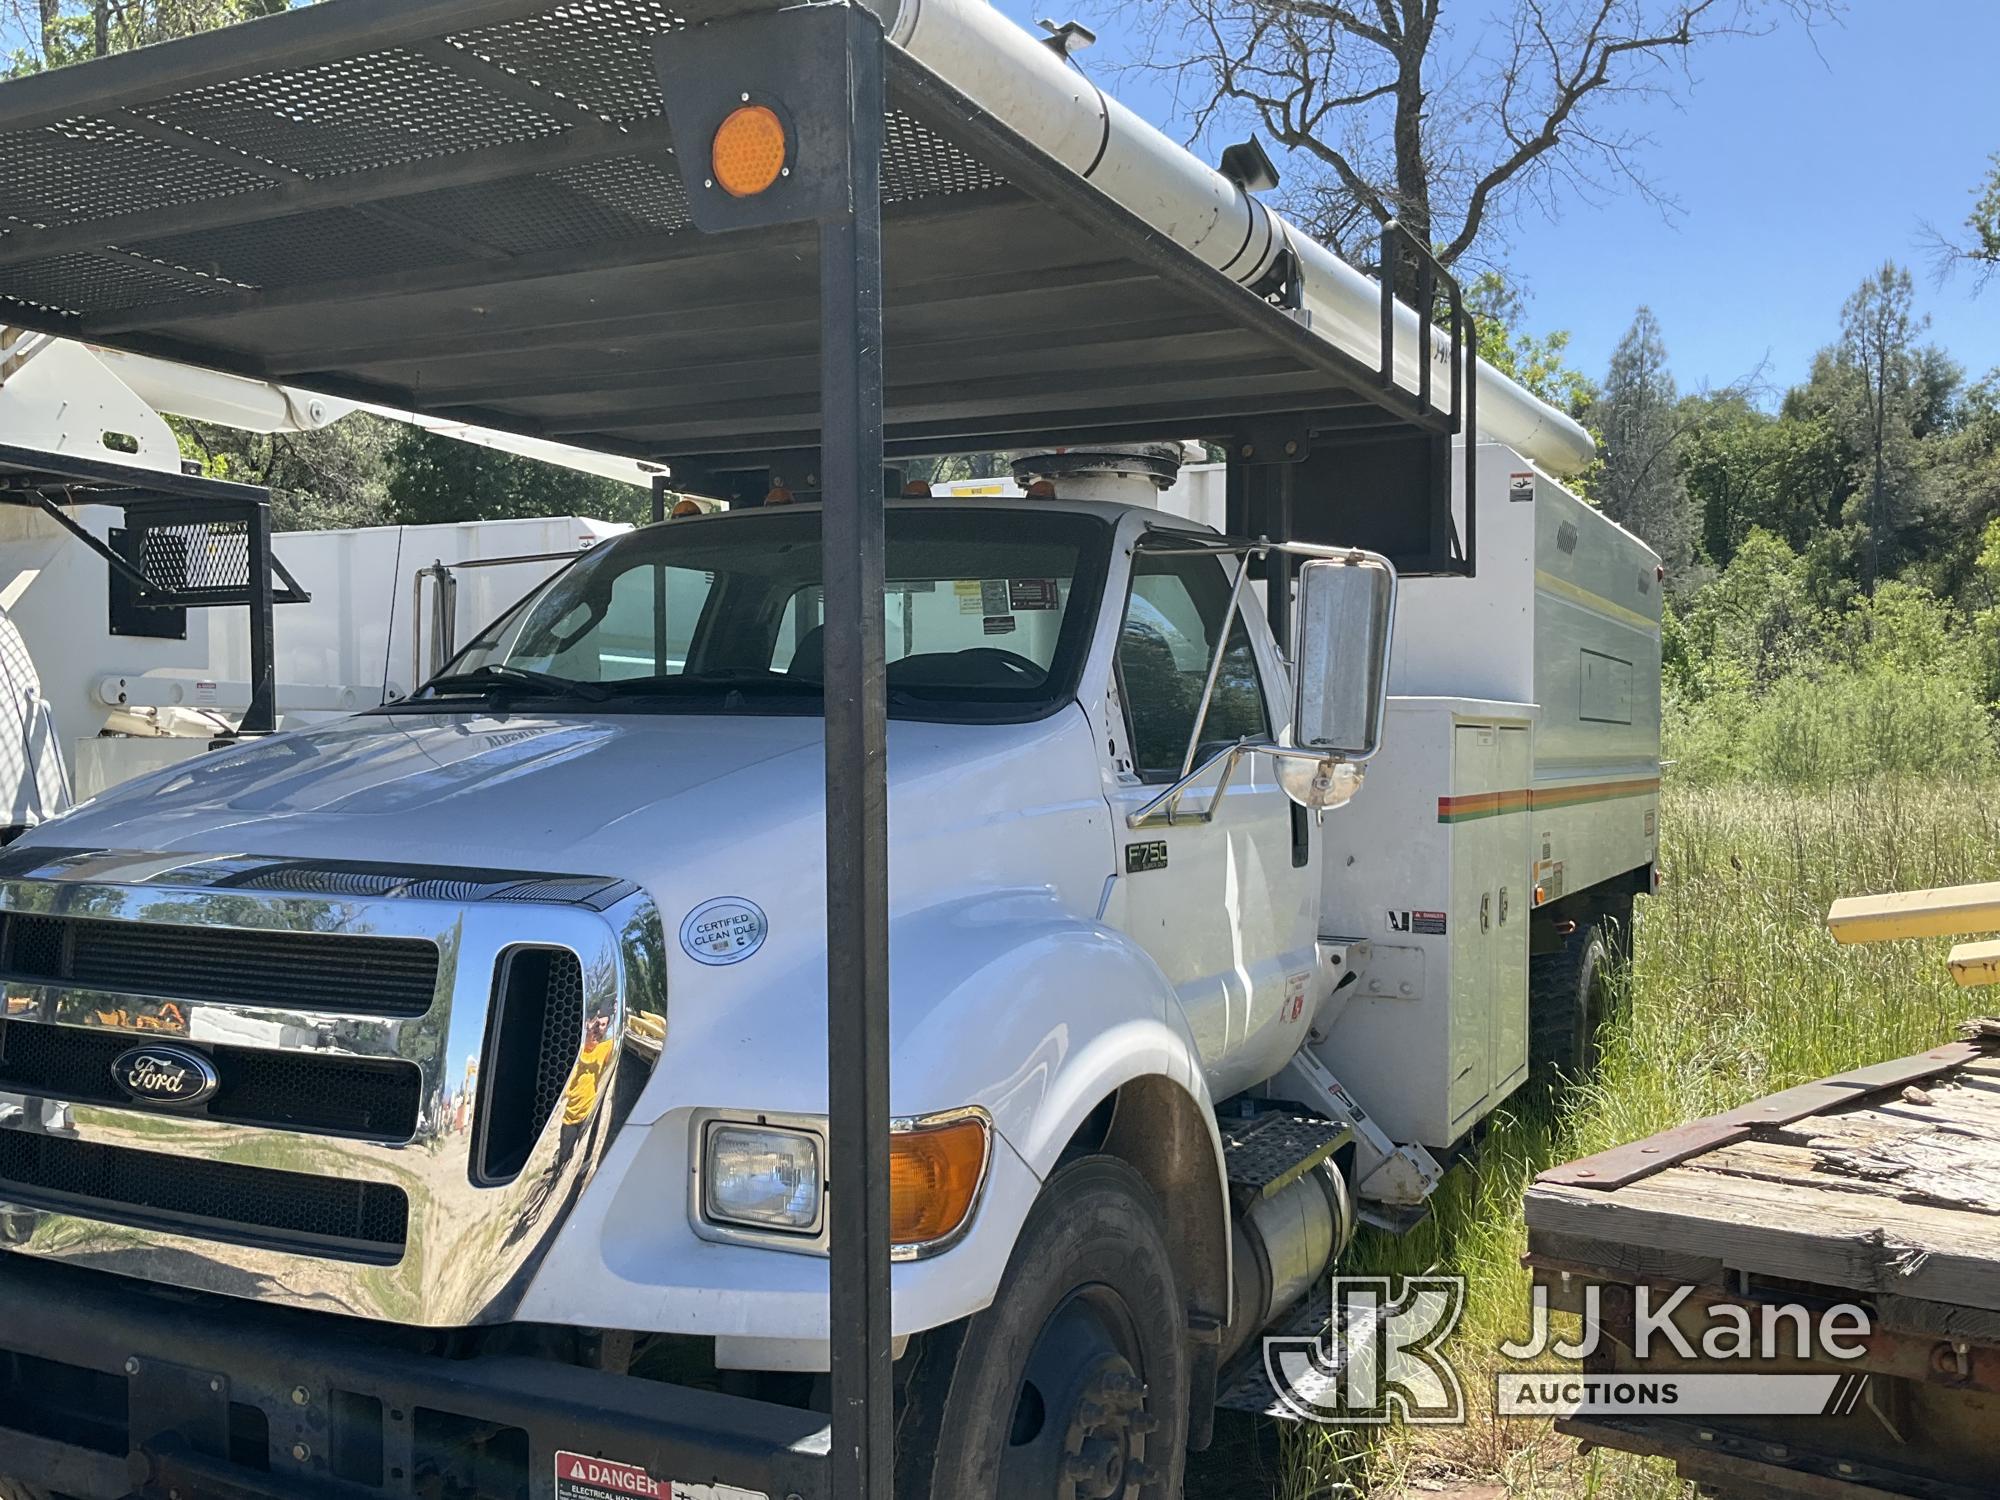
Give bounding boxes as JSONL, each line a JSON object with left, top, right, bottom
{"left": 998, "top": 0, "right": 2000, "bottom": 400}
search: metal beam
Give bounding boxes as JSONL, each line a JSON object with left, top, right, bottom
{"left": 243, "top": 499, "right": 277, "bottom": 735}
{"left": 75, "top": 190, "right": 1037, "bottom": 341}
{"left": 410, "top": 311, "right": 1235, "bottom": 409}
{"left": 265, "top": 240, "right": 1126, "bottom": 376}
{"left": 571, "top": 365, "right": 1330, "bottom": 442}
{"left": 819, "top": 10, "right": 893, "bottom": 1499}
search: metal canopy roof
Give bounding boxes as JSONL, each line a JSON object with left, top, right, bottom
{"left": 0, "top": 0, "right": 1432, "bottom": 481}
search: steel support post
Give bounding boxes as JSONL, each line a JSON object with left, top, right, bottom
{"left": 243, "top": 498, "right": 278, "bottom": 734}
{"left": 819, "top": 10, "right": 892, "bottom": 1498}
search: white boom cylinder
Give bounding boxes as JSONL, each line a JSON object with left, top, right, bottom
{"left": 867, "top": 0, "right": 1597, "bottom": 477}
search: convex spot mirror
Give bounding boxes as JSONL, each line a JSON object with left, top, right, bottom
{"left": 1291, "top": 553, "right": 1396, "bottom": 763}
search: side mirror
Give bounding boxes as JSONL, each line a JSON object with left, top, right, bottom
{"left": 1291, "top": 553, "right": 1396, "bottom": 761}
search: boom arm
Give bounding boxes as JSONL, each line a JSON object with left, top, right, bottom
{"left": 88, "top": 343, "right": 668, "bottom": 489}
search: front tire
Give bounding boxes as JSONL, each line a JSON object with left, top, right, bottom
{"left": 896, "top": 1156, "right": 1189, "bottom": 1500}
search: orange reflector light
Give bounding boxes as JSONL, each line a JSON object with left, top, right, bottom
{"left": 712, "top": 104, "right": 787, "bottom": 198}
{"left": 889, "top": 1115, "right": 989, "bottom": 1249}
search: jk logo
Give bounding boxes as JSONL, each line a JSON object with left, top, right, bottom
{"left": 1265, "top": 1275, "right": 1468, "bottom": 1425}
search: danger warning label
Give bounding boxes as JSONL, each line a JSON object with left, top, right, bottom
{"left": 555, "top": 1452, "right": 766, "bottom": 1500}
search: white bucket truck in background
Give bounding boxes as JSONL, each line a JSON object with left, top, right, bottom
{"left": 0, "top": 333, "right": 655, "bottom": 806}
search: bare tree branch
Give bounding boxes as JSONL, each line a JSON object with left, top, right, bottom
{"left": 1112, "top": 0, "right": 1840, "bottom": 286}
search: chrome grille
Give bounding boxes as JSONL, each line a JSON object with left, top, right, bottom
{"left": 0, "top": 1021, "right": 421, "bottom": 1140}
{"left": 0, "top": 851, "right": 662, "bottom": 1325}
{"left": 0, "top": 911, "right": 439, "bottom": 1016}
{"left": 0, "top": 1133, "right": 409, "bottom": 1261}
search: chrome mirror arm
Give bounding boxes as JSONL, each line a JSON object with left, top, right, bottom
{"left": 1127, "top": 738, "right": 1341, "bottom": 828}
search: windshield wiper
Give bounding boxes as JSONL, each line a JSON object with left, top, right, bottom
{"left": 420, "top": 664, "right": 613, "bottom": 703}
{"left": 596, "top": 671, "right": 824, "bottom": 696}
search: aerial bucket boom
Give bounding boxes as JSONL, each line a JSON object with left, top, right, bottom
{"left": 867, "top": 0, "right": 1596, "bottom": 478}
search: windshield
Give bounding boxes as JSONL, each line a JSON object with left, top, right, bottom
{"left": 422, "top": 505, "right": 1112, "bottom": 723}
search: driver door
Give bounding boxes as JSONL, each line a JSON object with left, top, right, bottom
{"left": 1100, "top": 548, "right": 1317, "bottom": 1098}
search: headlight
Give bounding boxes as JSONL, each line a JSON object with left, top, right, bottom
{"left": 703, "top": 1122, "right": 823, "bottom": 1234}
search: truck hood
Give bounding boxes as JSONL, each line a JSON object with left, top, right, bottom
{"left": 30, "top": 707, "right": 1113, "bottom": 895}
{"left": 37, "top": 711, "right": 829, "bottom": 867}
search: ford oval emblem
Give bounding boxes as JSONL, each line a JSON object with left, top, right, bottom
{"left": 110, "top": 1044, "right": 219, "bottom": 1109}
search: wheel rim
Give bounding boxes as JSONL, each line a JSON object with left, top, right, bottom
{"left": 999, "top": 1284, "right": 1159, "bottom": 1498}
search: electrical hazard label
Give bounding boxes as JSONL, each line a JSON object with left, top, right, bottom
{"left": 555, "top": 1452, "right": 766, "bottom": 1500}
{"left": 1388, "top": 909, "right": 1447, "bottom": 936}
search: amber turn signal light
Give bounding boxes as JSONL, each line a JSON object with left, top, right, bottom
{"left": 712, "top": 104, "right": 788, "bottom": 198}
{"left": 889, "top": 1115, "right": 989, "bottom": 1249}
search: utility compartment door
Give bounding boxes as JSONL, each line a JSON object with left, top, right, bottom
{"left": 1490, "top": 724, "right": 1532, "bottom": 1098}
{"left": 1448, "top": 723, "right": 1498, "bottom": 1129}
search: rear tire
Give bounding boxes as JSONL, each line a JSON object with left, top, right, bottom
{"left": 1530, "top": 917, "right": 1615, "bottom": 1084}
{"left": 895, "top": 1156, "right": 1190, "bottom": 1500}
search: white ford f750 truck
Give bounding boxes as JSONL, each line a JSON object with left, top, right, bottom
{"left": 0, "top": 440, "right": 1657, "bottom": 1499}
{"left": 0, "top": 0, "right": 1659, "bottom": 1495}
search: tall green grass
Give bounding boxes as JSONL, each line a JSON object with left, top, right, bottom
{"left": 1277, "top": 779, "right": 1996, "bottom": 1497}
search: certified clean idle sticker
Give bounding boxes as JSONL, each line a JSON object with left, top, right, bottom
{"left": 680, "top": 897, "right": 769, "bottom": 966}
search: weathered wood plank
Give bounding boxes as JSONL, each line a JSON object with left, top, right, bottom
{"left": 1828, "top": 882, "right": 2000, "bottom": 944}
{"left": 1526, "top": 1173, "right": 2000, "bottom": 1310}
{"left": 1948, "top": 939, "right": 2000, "bottom": 987}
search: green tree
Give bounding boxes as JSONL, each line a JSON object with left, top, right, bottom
{"left": 384, "top": 427, "right": 650, "bottom": 528}
{"left": 1591, "top": 307, "right": 1693, "bottom": 576}
{"left": 1832, "top": 264, "right": 1949, "bottom": 593}
{"left": 3, "top": 0, "right": 287, "bottom": 73}
{"left": 1932, "top": 152, "right": 2000, "bottom": 289}
{"left": 1680, "top": 401, "right": 1843, "bottom": 566}
{"left": 174, "top": 412, "right": 400, "bottom": 532}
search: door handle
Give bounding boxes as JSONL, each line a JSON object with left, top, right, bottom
{"left": 1499, "top": 886, "right": 1510, "bottom": 926}
{"left": 1480, "top": 892, "right": 1491, "bottom": 933}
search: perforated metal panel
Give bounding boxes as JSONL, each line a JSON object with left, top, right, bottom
{"left": 143, "top": 46, "right": 573, "bottom": 174}
{"left": 0, "top": 112, "right": 275, "bottom": 225}
{"left": 452, "top": 0, "right": 687, "bottom": 123}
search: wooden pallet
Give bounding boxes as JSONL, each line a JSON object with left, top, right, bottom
{"left": 1517, "top": 881, "right": 2000, "bottom": 1498}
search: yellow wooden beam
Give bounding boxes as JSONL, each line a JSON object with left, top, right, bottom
{"left": 1948, "top": 940, "right": 2000, "bottom": 988}
{"left": 1827, "top": 882, "right": 2000, "bottom": 944}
